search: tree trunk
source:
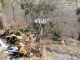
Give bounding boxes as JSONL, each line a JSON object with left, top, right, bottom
{"left": 76, "top": 0, "right": 79, "bottom": 20}
{"left": 0, "top": 2, "right": 6, "bottom": 29}
{"left": 12, "top": 0, "right": 15, "bottom": 21}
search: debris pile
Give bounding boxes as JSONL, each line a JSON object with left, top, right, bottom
{"left": 0, "top": 30, "right": 43, "bottom": 59}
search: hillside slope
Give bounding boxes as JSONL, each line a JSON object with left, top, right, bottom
{"left": 41, "top": 37, "right": 80, "bottom": 60}
{"left": 0, "top": 0, "right": 80, "bottom": 39}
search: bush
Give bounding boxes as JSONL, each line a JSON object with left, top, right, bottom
{"left": 53, "top": 30, "right": 61, "bottom": 40}
{"left": 54, "top": 31, "right": 61, "bottom": 37}
{"left": 21, "top": 0, "right": 55, "bottom": 15}
{"left": 21, "top": 1, "right": 35, "bottom": 15}
{"left": 49, "top": 21, "right": 55, "bottom": 27}
{"left": 45, "top": 3, "right": 55, "bottom": 11}
{"left": 76, "top": 8, "right": 80, "bottom": 15}
{"left": 0, "top": 0, "right": 6, "bottom": 9}
{"left": 19, "top": 27, "right": 26, "bottom": 33}
{"left": 78, "top": 19, "right": 80, "bottom": 22}
{"left": 53, "top": 36, "right": 58, "bottom": 40}
{"left": 25, "top": 9, "right": 30, "bottom": 15}
{"left": 21, "top": 2, "right": 25, "bottom": 9}
{"left": 32, "top": 22, "right": 40, "bottom": 31}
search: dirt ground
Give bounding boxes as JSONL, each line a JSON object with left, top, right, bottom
{"left": 7, "top": 20, "right": 28, "bottom": 31}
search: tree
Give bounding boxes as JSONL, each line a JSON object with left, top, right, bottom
{"left": 21, "top": 0, "right": 55, "bottom": 35}
{"left": 76, "top": 0, "right": 80, "bottom": 21}
{"left": 0, "top": 1, "right": 6, "bottom": 29}
{"left": 11, "top": 0, "right": 15, "bottom": 21}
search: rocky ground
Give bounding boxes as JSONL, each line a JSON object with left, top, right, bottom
{"left": 41, "top": 37, "right": 80, "bottom": 60}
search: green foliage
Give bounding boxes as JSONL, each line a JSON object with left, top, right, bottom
{"left": 19, "top": 27, "right": 26, "bottom": 33}
{"left": 33, "top": 22, "right": 45, "bottom": 31}
{"left": 78, "top": 19, "right": 80, "bottom": 22}
{"left": 53, "top": 36, "right": 59, "bottom": 40}
{"left": 45, "top": 3, "right": 55, "bottom": 11}
{"left": 21, "top": 2, "right": 26, "bottom": 9}
{"left": 21, "top": 1, "right": 55, "bottom": 15}
{"left": 0, "top": 0, "right": 6, "bottom": 9}
{"left": 41, "top": 24, "right": 45, "bottom": 28}
{"left": 52, "top": 30, "right": 61, "bottom": 40}
{"left": 76, "top": 8, "right": 80, "bottom": 15}
{"left": 49, "top": 21, "right": 55, "bottom": 27}
{"left": 21, "top": 0, "right": 35, "bottom": 15}
{"left": 34, "top": 2, "right": 55, "bottom": 14}
{"left": 33, "top": 23, "right": 40, "bottom": 30}
{"left": 54, "top": 31, "right": 61, "bottom": 37}
{"left": 25, "top": 9, "right": 30, "bottom": 15}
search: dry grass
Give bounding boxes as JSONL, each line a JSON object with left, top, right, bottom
{"left": 0, "top": 52, "right": 8, "bottom": 60}
{"left": 70, "top": 45, "right": 80, "bottom": 56}
{"left": 8, "top": 20, "right": 28, "bottom": 31}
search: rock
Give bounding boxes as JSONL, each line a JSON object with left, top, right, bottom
{"left": 46, "top": 47, "right": 52, "bottom": 52}
{"left": 59, "top": 40, "right": 65, "bottom": 45}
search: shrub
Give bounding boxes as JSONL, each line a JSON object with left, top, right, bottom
{"left": 78, "top": 19, "right": 80, "bottom": 22}
{"left": 19, "top": 27, "right": 26, "bottom": 33}
{"left": 21, "top": 0, "right": 55, "bottom": 15}
{"left": 21, "top": 0, "right": 35, "bottom": 15}
{"left": 0, "top": 0, "right": 6, "bottom": 9}
{"left": 25, "top": 9, "right": 30, "bottom": 15}
{"left": 45, "top": 3, "right": 55, "bottom": 11}
{"left": 33, "top": 22, "right": 40, "bottom": 31}
{"left": 76, "top": 8, "right": 80, "bottom": 15}
{"left": 53, "top": 36, "right": 58, "bottom": 40}
{"left": 49, "top": 21, "right": 55, "bottom": 27}
{"left": 54, "top": 31, "right": 61, "bottom": 37}
{"left": 53, "top": 30, "right": 61, "bottom": 40}
{"left": 21, "top": 2, "right": 26, "bottom": 9}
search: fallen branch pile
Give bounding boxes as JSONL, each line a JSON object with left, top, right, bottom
{"left": 0, "top": 30, "right": 43, "bottom": 59}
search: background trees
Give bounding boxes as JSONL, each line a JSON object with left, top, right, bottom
{"left": 0, "top": 0, "right": 80, "bottom": 39}
{"left": 21, "top": 0, "right": 56, "bottom": 35}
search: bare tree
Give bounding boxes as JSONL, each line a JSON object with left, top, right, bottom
{"left": 9, "top": 0, "right": 15, "bottom": 21}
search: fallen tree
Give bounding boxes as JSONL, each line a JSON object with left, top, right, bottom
{"left": 0, "top": 30, "right": 43, "bottom": 59}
